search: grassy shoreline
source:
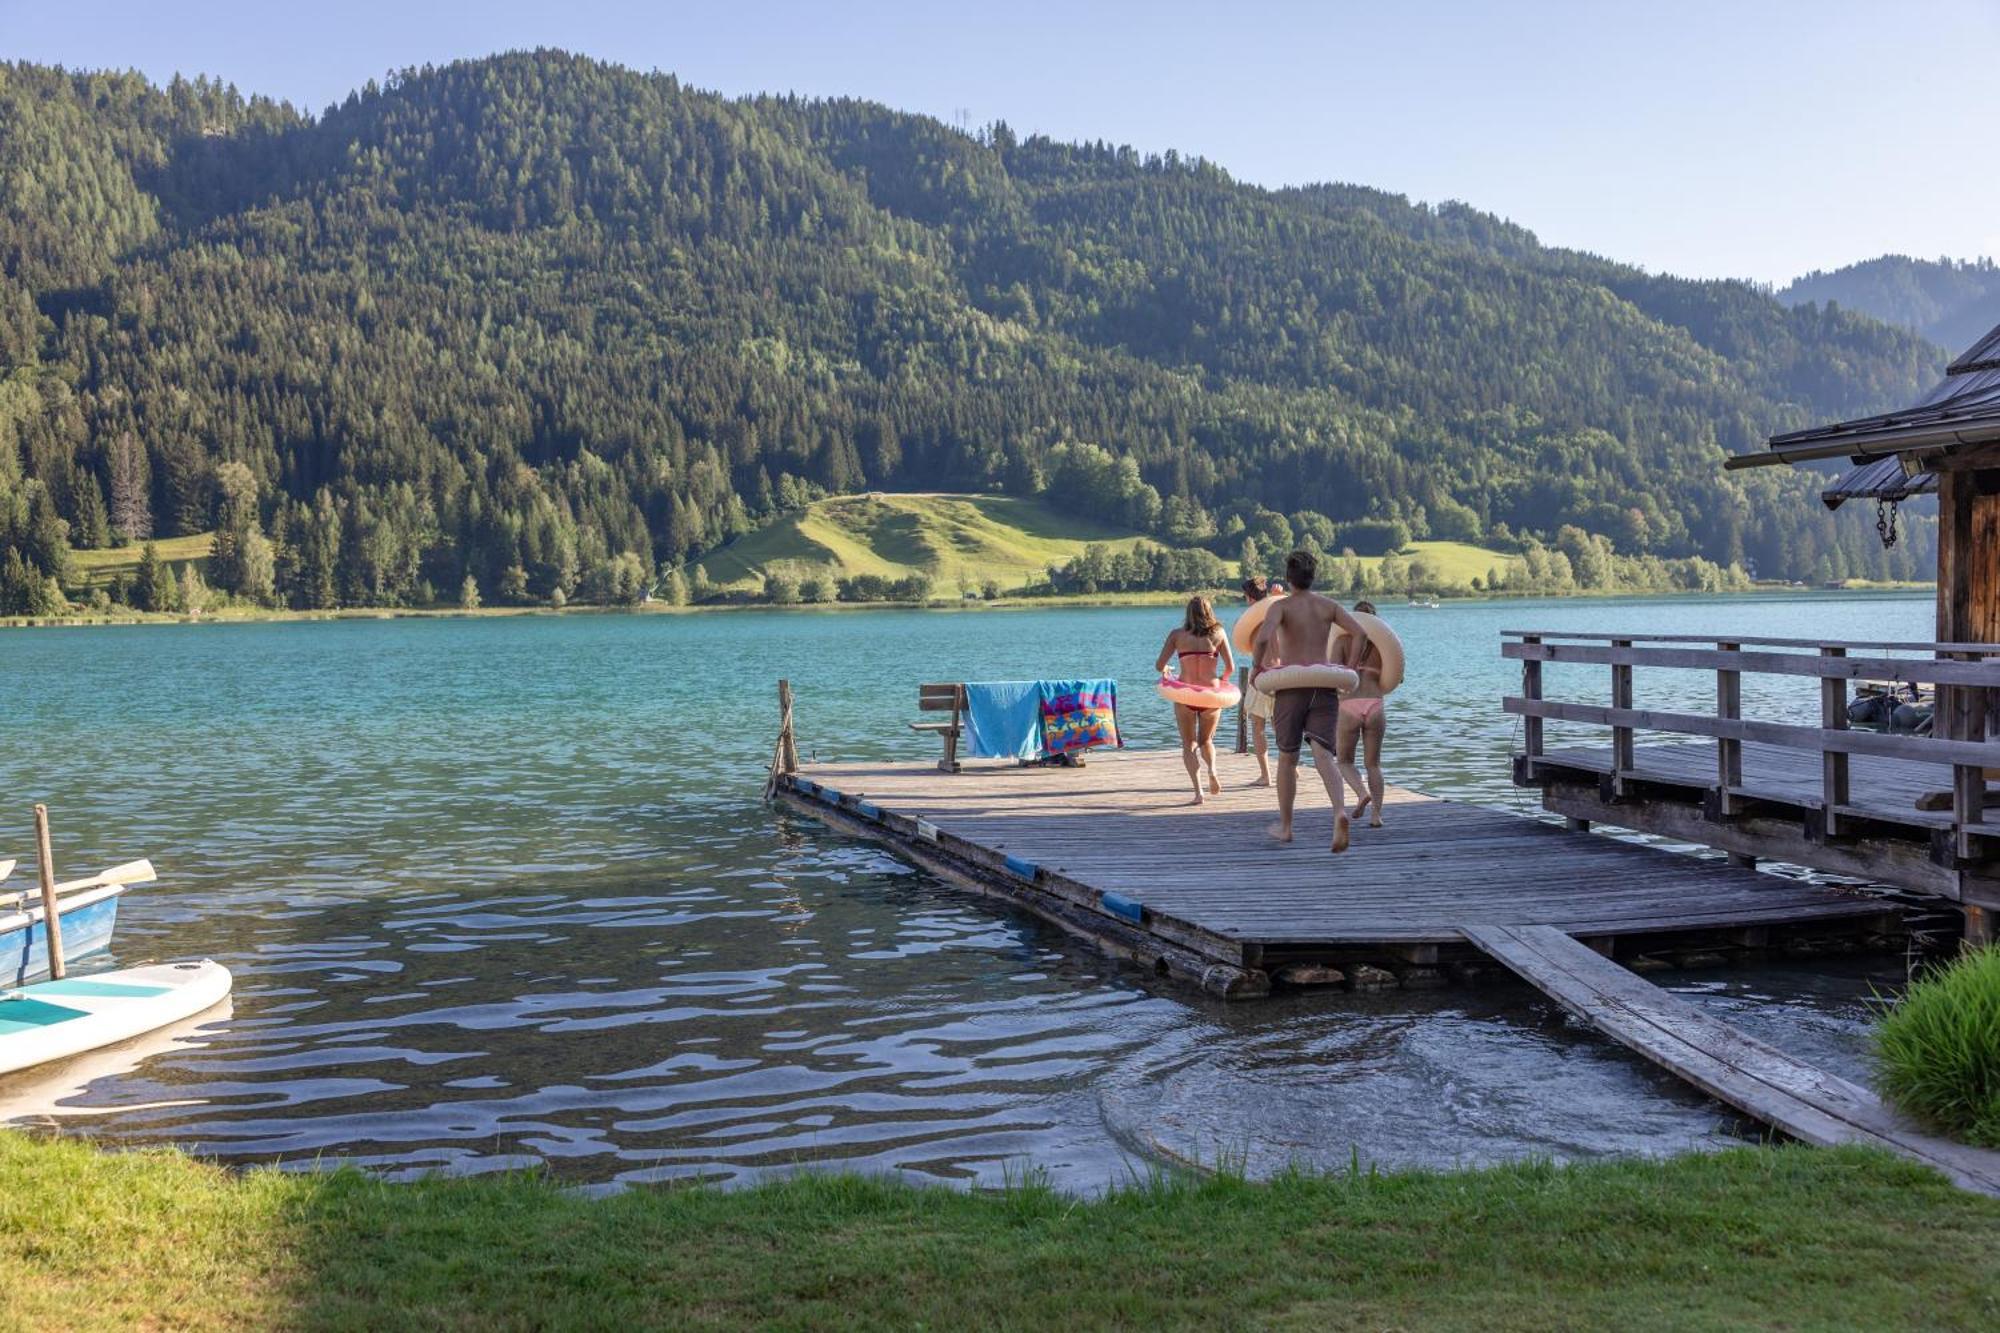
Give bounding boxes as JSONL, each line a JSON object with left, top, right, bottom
{"left": 2, "top": 1132, "right": 1996, "bottom": 1329}
{"left": 0, "top": 581, "right": 1938, "bottom": 631}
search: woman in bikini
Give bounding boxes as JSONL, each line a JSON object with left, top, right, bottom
{"left": 1154, "top": 595, "right": 1235, "bottom": 804}
{"left": 1335, "top": 600, "right": 1389, "bottom": 827}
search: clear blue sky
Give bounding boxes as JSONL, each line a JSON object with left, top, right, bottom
{"left": 5, "top": 0, "right": 1994, "bottom": 284}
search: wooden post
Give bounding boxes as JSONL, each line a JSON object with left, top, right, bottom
{"left": 1949, "top": 655, "right": 1985, "bottom": 861}
{"left": 777, "top": 679, "right": 799, "bottom": 774}
{"left": 33, "top": 803, "right": 65, "bottom": 981}
{"left": 1235, "top": 665, "right": 1249, "bottom": 754}
{"left": 1715, "top": 641, "right": 1743, "bottom": 819}
{"left": 1820, "top": 645, "right": 1849, "bottom": 839}
{"left": 1610, "top": 639, "right": 1634, "bottom": 797}
{"left": 1521, "top": 635, "right": 1544, "bottom": 765}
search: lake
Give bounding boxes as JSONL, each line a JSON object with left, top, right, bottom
{"left": 0, "top": 592, "right": 1935, "bottom": 1189}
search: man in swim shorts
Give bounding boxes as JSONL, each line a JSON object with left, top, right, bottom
{"left": 1252, "top": 550, "right": 1367, "bottom": 853}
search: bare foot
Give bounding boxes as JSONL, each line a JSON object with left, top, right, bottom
{"left": 1330, "top": 813, "right": 1350, "bottom": 854}
{"left": 1267, "top": 821, "right": 1293, "bottom": 844}
{"left": 1207, "top": 773, "right": 1222, "bottom": 796}
{"left": 1349, "top": 794, "right": 1373, "bottom": 822}
{"left": 1369, "top": 810, "right": 1384, "bottom": 829}
{"left": 1253, "top": 773, "right": 1272, "bottom": 788}
{"left": 1191, "top": 788, "right": 1206, "bottom": 806}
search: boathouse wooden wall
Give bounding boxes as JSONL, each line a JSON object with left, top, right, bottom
{"left": 1936, "top": 468, "right": 2000, "bottom": 646}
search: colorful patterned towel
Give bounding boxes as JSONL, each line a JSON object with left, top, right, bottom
{"left": 1038, "top": 679, "right": 1121, "bottom": 755}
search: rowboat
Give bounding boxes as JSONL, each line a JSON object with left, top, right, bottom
{"left": 0, "top": 858, "right": 156, "bottom": 987}
{"left": 0, "top": 960, "right": 232, "bottom": 1078}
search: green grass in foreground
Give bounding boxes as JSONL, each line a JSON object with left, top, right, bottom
{"left": 68, "top": 532, "right": 215, "bottom": 586}
{"left": 3, "top": 1134, "right": 1997, "bottom": 1331}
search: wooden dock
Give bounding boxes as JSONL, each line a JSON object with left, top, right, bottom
{"left": 773, "top": 746, "right": 2000, "bottom": 1193}
{"left": 778, "top": 749, "right": 1890, "bottom": 995}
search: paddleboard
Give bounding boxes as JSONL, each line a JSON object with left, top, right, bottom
{"left": 0, "top": 960, "right": 232, "bottom": 1077}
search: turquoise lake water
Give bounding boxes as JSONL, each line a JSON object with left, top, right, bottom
{"left": 0, "top": 592, "right": 1937, "bottom": 1188}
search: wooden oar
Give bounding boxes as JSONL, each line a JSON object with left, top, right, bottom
{"left": 0, "top": 858, "right": 14, "bottom": 884}
{"left": 52, "top": 859, "right": 156, "bottom": 895}
{"left": 0, "top": 858, "right": 154, "bottom": 912}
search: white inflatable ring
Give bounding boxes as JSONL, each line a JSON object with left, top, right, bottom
{"left": 1158, "top": 676, "right": 1242, "bottom": 711}
{"left": 1230, "top": 590, "right": 1286, "bottom": 654}
{"left": 1326, "top": 611, "right": 1405, "bottom": 694}
{"left": 1255, "top": 663, "right": 1360, "bottom": 693}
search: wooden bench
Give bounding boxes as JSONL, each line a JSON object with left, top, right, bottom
{"left": 911, "top": 683, "right": 966, "bottom": 772}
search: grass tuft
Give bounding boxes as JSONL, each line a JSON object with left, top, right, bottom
{"left": 1875, "top": 945, "right": 2000, "bottom": 1146}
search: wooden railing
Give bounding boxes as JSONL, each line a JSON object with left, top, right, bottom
{"left": 1501, "top": 631, "right": 2000, "bottom": 856}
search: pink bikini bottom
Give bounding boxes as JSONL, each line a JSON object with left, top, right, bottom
{"left": 1339, "top": 697, "right": 1383, "bottom": 721}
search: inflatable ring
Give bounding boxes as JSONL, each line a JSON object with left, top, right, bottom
{"left": 1255, "top": 663, "right": 1359, "bottom": 693}
{"left": 1326, "top": 611, "right": 1405, "bottom": 694}
{"left": 1157, "top": 676, "right": 1242, "bottom": 711}
{"left": 1230, "top": 589, "right": 1287, "bottom": 654}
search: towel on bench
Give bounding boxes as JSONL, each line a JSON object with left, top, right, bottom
{"left": 963, "top": 681, "right": 1046, "bottom": 759}
{"left": 961, "top": 679, "right": 1122, "bottom": 759}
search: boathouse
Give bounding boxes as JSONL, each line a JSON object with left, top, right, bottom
{"left": 1510, "top": 321, "right": 2000, "bottom": 943}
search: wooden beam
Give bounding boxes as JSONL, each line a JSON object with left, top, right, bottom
{"left": 1503, "top": 696, "right": 2000, "bottom": 768}
{"left": 1504, "top": 641, "right": 2000, "bottom": 687}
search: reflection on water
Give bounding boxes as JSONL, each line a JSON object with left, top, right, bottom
{"left": 0, "top": 593, "right": 1932, "bottom": 1188}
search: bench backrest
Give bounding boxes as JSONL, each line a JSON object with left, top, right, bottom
{"left": 918, "top": 683, "right": 965, "bottom": 712}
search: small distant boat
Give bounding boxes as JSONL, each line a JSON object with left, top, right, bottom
{"left": 0, "top": 960, "right": 232, "bottom": 1078}
{"left": 1406, "top": 598, "right": 1441, "bottom": 609}
{"left": 0, "top": 858, "right": 156, "bottom": 987}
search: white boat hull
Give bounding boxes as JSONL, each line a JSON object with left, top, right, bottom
{"left": 0, "top": 960, "right": 232, "bottom": 1077}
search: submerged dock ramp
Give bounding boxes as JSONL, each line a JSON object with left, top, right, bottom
{"left": 776, "top": 747, "right": 2000, "bottom": 1193}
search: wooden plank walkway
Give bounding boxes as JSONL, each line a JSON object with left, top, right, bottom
{"left": 1467, "top": 924, "right": 2000, "bottom": 1195}
{"left": 782, "top": 749, "right": 1887, "bottom": 960}
{"left": 774, "top": 747, "right": 2000, "bottom": 1193}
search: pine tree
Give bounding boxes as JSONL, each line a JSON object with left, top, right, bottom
{"left": 459, "top": 573, "right": 481, "bottom": 608}
{"left": 107, "top": 433, "right": 152, "bottom": 543}
{"left": 134, "top": 543, "right": 180, "bottom": 612}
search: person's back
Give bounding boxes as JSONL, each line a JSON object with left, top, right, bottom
{"left": 1265, "top": 589, "right": 1347, "bottom": 667}
{"left": 1252, "top": 550, "right": 1363, "bottom": 852}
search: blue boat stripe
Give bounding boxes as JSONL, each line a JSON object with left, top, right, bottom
{"left": 1003, "top": 855, "right": 1039, "bottom": 882}
{"left": 852, "top": 801, "right": 881, "bottom": 821}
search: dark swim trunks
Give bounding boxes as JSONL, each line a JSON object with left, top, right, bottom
{"left": 1271, "top": 687, "right": 1340, "bottom": 755}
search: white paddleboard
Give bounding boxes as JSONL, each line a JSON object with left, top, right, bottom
{"left": 0, "top": 960, "right": 232, "bottom": 1077}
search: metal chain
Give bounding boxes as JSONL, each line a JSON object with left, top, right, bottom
{"left": 1875, "top": 497, "right": 1900, "bottom": 549}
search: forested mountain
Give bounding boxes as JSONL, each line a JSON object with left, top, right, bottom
{"left": 1780, "top": 256, "right": 2000, "bottom": 354}
{"left": 0, "top": 52, "right": 1948, "bottom": 613}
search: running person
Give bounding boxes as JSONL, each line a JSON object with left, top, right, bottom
{"left": 1335, "top": 599, "right": 1389, "bottom": 828}
{"left": 1252, "top": 550, "right": 1366, "bottom": 852}
{"left": 1154, "top": 595, "right": 1235, "bottom": 804}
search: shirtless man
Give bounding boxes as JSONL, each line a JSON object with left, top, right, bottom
{"left": 1252, "top": 549, "right": 1367, "bottom": 852}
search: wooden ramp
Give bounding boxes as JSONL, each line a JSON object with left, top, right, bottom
{"left": 1466, "top": 923, "right": 2000, "bottom": 1196}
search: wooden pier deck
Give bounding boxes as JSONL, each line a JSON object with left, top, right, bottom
{"left": 774, "top": 747, "right": 2000, "bottom": 1194}
{"left": 776, "top": 749, "right": 1889, "bottom": 994}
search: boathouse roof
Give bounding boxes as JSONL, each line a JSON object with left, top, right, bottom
{"left": 1726, "top": 318, "right": 2000, "bottom": 473}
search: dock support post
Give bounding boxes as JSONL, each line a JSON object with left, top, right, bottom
{"left": 1820, "top": 645, "right": 1849, "bottom": 839}
{"left": 33, "top": 803, "right": 65, "bottom": 981}
{"left": 1965, "top": 905, "right": 1994, "bottom": 949}
{"left": 777, "top": 679, "right": 799, "bottom": 774}
{"left": 1715, "top": 641, "right": 1743, "bottom": 819}
{"left": 1235, "top": 666, "right": 1249, "bottom": 754}
{"left": 1520, "top": 635, "right": 1544, "bottom": 773}
{"left": 1609, "top": 639, "right": 1634, "bottom": 797}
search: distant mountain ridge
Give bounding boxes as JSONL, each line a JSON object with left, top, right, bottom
{"left": 0, "top": 52, "right": 1947, "bottom": 612}
{"left": 1779, "top": 255, "right": 2000, "bottom": 353}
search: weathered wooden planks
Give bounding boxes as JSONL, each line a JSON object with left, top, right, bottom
{"left": 1465, "top": 923, "right": 2000, "bottom": 1196}
{"left": 785, "top": 749, "right": 1886, "bottom": 953}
